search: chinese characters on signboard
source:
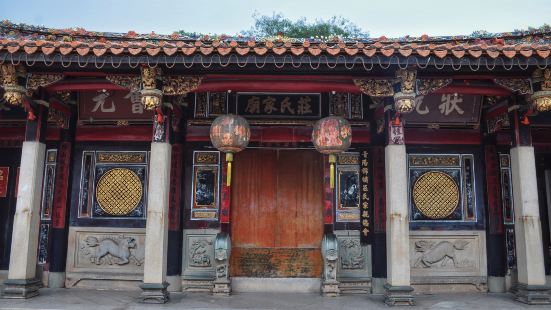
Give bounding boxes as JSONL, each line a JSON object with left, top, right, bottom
{"left": 236, "top": 93, "right": 321, "bottom": 118}
{"left": 402, "top": 94, "right": 482, "bottom": 125}
{"left": 79, "top": 90, "right": 154, "bottom": 121}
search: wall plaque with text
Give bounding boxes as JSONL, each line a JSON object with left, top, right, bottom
{"left": 236, "top": 93, "right": 321, "bottom": 118}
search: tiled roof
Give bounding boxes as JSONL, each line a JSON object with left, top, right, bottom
{"left": 1, "top": 20, "right": 551, "bottom": 60}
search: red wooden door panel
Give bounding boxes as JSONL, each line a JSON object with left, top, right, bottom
{"left": 231, "top": 149, "right": 323, "bottom": 277}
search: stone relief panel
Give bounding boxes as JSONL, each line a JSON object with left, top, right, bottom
{"left": 67, "top": 227, "right": 145, "bottom": 272}
{"left": 182, "top": 229, "right": 218, "bottom": 280}
{"left": 335, "top": 231, "right": 371, "bottom": 280}
{"left": 409, "top": 231, "right": 487, "bottom": 278}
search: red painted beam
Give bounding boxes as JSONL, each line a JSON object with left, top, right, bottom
{"left": 75, "top": 126, "right": 152, "bottom": 142}
{"left": 186, "top": 125, "right": 370, "bottom": 143}
{"left": 405, "top": 128, "right": 481, "bottom": 145}
{"left": 434, "top": 85, "right": 510, "bottom": 96}
{"left": 0, "top": 127, "right": 25, "bottom": 141}
{"left": 196, "top": 80, "right": 361, "bottom": 93}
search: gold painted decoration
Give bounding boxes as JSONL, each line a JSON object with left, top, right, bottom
{"left": 26, "top": 73, "right": 64, "bottom": 95}
{"left": 353, "top": 79, "right": 394, "bottom": 97}
{"left": 162, "top": 76, "right": 202, "bottom": 96}
{"left": 97, "top": 152, "right": 146, "bottom": 163}
{"left": 417, "top": 79, "right": 453, "bottom": 95}
{"left": 140, "top": 67, "right": 162, "bottom": 110}
{"left": 106, "top": 75, "right": 141, "bottom": 92}
{"left": 96, "top": 168, "right": 143, "bottom": 216}
{"left": 531, "top": 69, "right": 551, "bottom": 112}
{"left": 413, "top": 171, "right": 459, "bottom": 219}
{"left": 1, "top": 64, "right": 26, "bottom": 106}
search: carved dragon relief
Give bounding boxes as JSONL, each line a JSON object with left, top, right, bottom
{"left": 413, "top": 240, "right": 472, "bottom": 269}
{"left": 80, "top": 235, "right": 143, "bottom": 266}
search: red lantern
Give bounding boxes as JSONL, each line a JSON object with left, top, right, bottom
{"left": 210, "top": 114, "right": 251, "bottom": 186}
{"left": 312, "top": 116, "right": 352, "bottom": 188}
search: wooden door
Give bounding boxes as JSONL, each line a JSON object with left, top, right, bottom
{"left": 230, "top": 149, "right": 324, "bottom": 277}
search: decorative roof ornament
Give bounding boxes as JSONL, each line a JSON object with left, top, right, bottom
{"left": 393, "top": 69, "right": 418, "bottom": 114}
{"left": 209, "top": 114, "right": 251, "bottom": 186}
{"left": 312, "top": 116, "right": 352, "bottom": 188}
{"left": 531, "top": 69, "right": 551, "bottom": 112}
{"left": 1, "top": 64, "right": 27, "bottom": 106}
{"left": 140, "top": 66, "right": 162, "bottom": 110}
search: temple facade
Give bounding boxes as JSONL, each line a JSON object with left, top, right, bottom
{"left": 0, "top": 21, "right": 550, "bottom": 305}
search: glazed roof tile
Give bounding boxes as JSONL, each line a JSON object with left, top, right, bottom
{"left": 1, "top": 20, "right": 551, "bottom": 59}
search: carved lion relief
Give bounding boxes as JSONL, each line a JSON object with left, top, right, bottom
{"left": 79, "top": 234, "right": 144, "bottom": 267}
{"left": 413, "top": 240, "right": 470, "bottom": 268}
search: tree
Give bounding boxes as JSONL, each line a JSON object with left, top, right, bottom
{"left": 242, "top": 13, "right": 368, "bottom": 39}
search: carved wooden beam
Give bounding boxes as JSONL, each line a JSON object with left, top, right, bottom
{"left": 353, "top": 79, "right": 394, "bottom": 97}
{"left": 494, "top": 78, "right": 533, "bottom": 95}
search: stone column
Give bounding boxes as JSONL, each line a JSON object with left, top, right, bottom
{"left": 510, "top": 146, "right": 550, "bottom": 304}
{"left": 139, "top": 115, "right": 172, "bottom": 303}
{"left": 383, "top": 113, "right": 414, "bottom": 306}
{"left": 3, "top": 105, "right": 48, "bottom": 299}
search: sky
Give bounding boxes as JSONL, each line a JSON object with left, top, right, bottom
{"left": 0, "top": 0, "right": 550, "bottom": 38}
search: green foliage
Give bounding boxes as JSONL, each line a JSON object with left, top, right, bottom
{"left": 241, "top": 13, "right": 368, "bottom": 39}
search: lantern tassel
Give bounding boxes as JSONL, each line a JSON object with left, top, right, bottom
{"left": 226, "top": 153, "right": 233, "bottom": 187}
{"left": 329, "top": 154, "right": 336, "bottom": 189}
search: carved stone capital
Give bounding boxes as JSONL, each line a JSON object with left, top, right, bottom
{"left": 417, "top": 79, "right": 453, "bottom": 95}
{"left": 162, "top": 76, "right": 203, "bottom": 96}
{"left": 494, "top": 78, "right": 533, "bottom": 95}
{"left": 353, "top": 79, "right": 394, "bottom": 97}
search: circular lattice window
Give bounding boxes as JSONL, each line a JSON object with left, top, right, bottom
{"left": 96, "top": 168, "right": 143, "bottom": 216}
{"left": 412, "top": 171, "right": 459, "bottom": 219}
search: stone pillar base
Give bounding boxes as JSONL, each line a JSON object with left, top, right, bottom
{"left": 2, "top": 279, "right": 41, "bottom": 299}
{"left": 515, "top": 283, "right": 551, "bottom": 305}
{"left": 213, "top": 279, "right": 232, "bottom": 296}
{"left": 384, "top": 284, "right": 414, "bottom": 306}
{"left": 321, "top": 280, "right": 340, "bottom": 297}
{"left": 139, "top": 282, "right": 170, "bottom": 304}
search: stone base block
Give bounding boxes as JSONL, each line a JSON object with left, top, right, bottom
{"left": 212, "top": 279, "right": 231, "bottom": 296}
{"left": 371, "top": 277, "right": 386, "bottom": 294}
{"left": 338, "top": 280, "right": 371, "bottom": 294}
{"left": 2, "top": 278, "right": 42, "bottom": 299}
{"left": 48, "top": 272, "right": 65, "bottom": 288}
{"left": 182, "top": 279, "right": 214, "bottom": 292}
{"left": 166, "top": 275, "right": 181, "bottom": 292}
{"left": 321, "top": 280, "right": 340, "bottom": 297}
{"left": 139, "top": 282, "right": 170, "bottom": 304}
{"left": 487, "top": 276, "right": 505, "bottom": 293}
{"left": 515, "top": 283, "right": 551, "bottom": 305}
{"left": 384, "top": 284, "right": 414, "bottom": 306}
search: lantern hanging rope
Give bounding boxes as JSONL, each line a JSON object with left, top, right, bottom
{"left": 312, "top": 116, "right": 352, "bottom": 188}
{"left": 210, "top": 114, "right": 251, "bottom": 186}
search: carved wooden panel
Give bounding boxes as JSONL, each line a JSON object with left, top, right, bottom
{"left": 230, "top": 149, "right": 324, "bottom": 277}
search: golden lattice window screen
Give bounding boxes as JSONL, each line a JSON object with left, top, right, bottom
{"left": 96, "top": 168, "right": 143, "bottom": 216}
{"left": 412, "top": 171, "right": 460, "bottom": 219}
